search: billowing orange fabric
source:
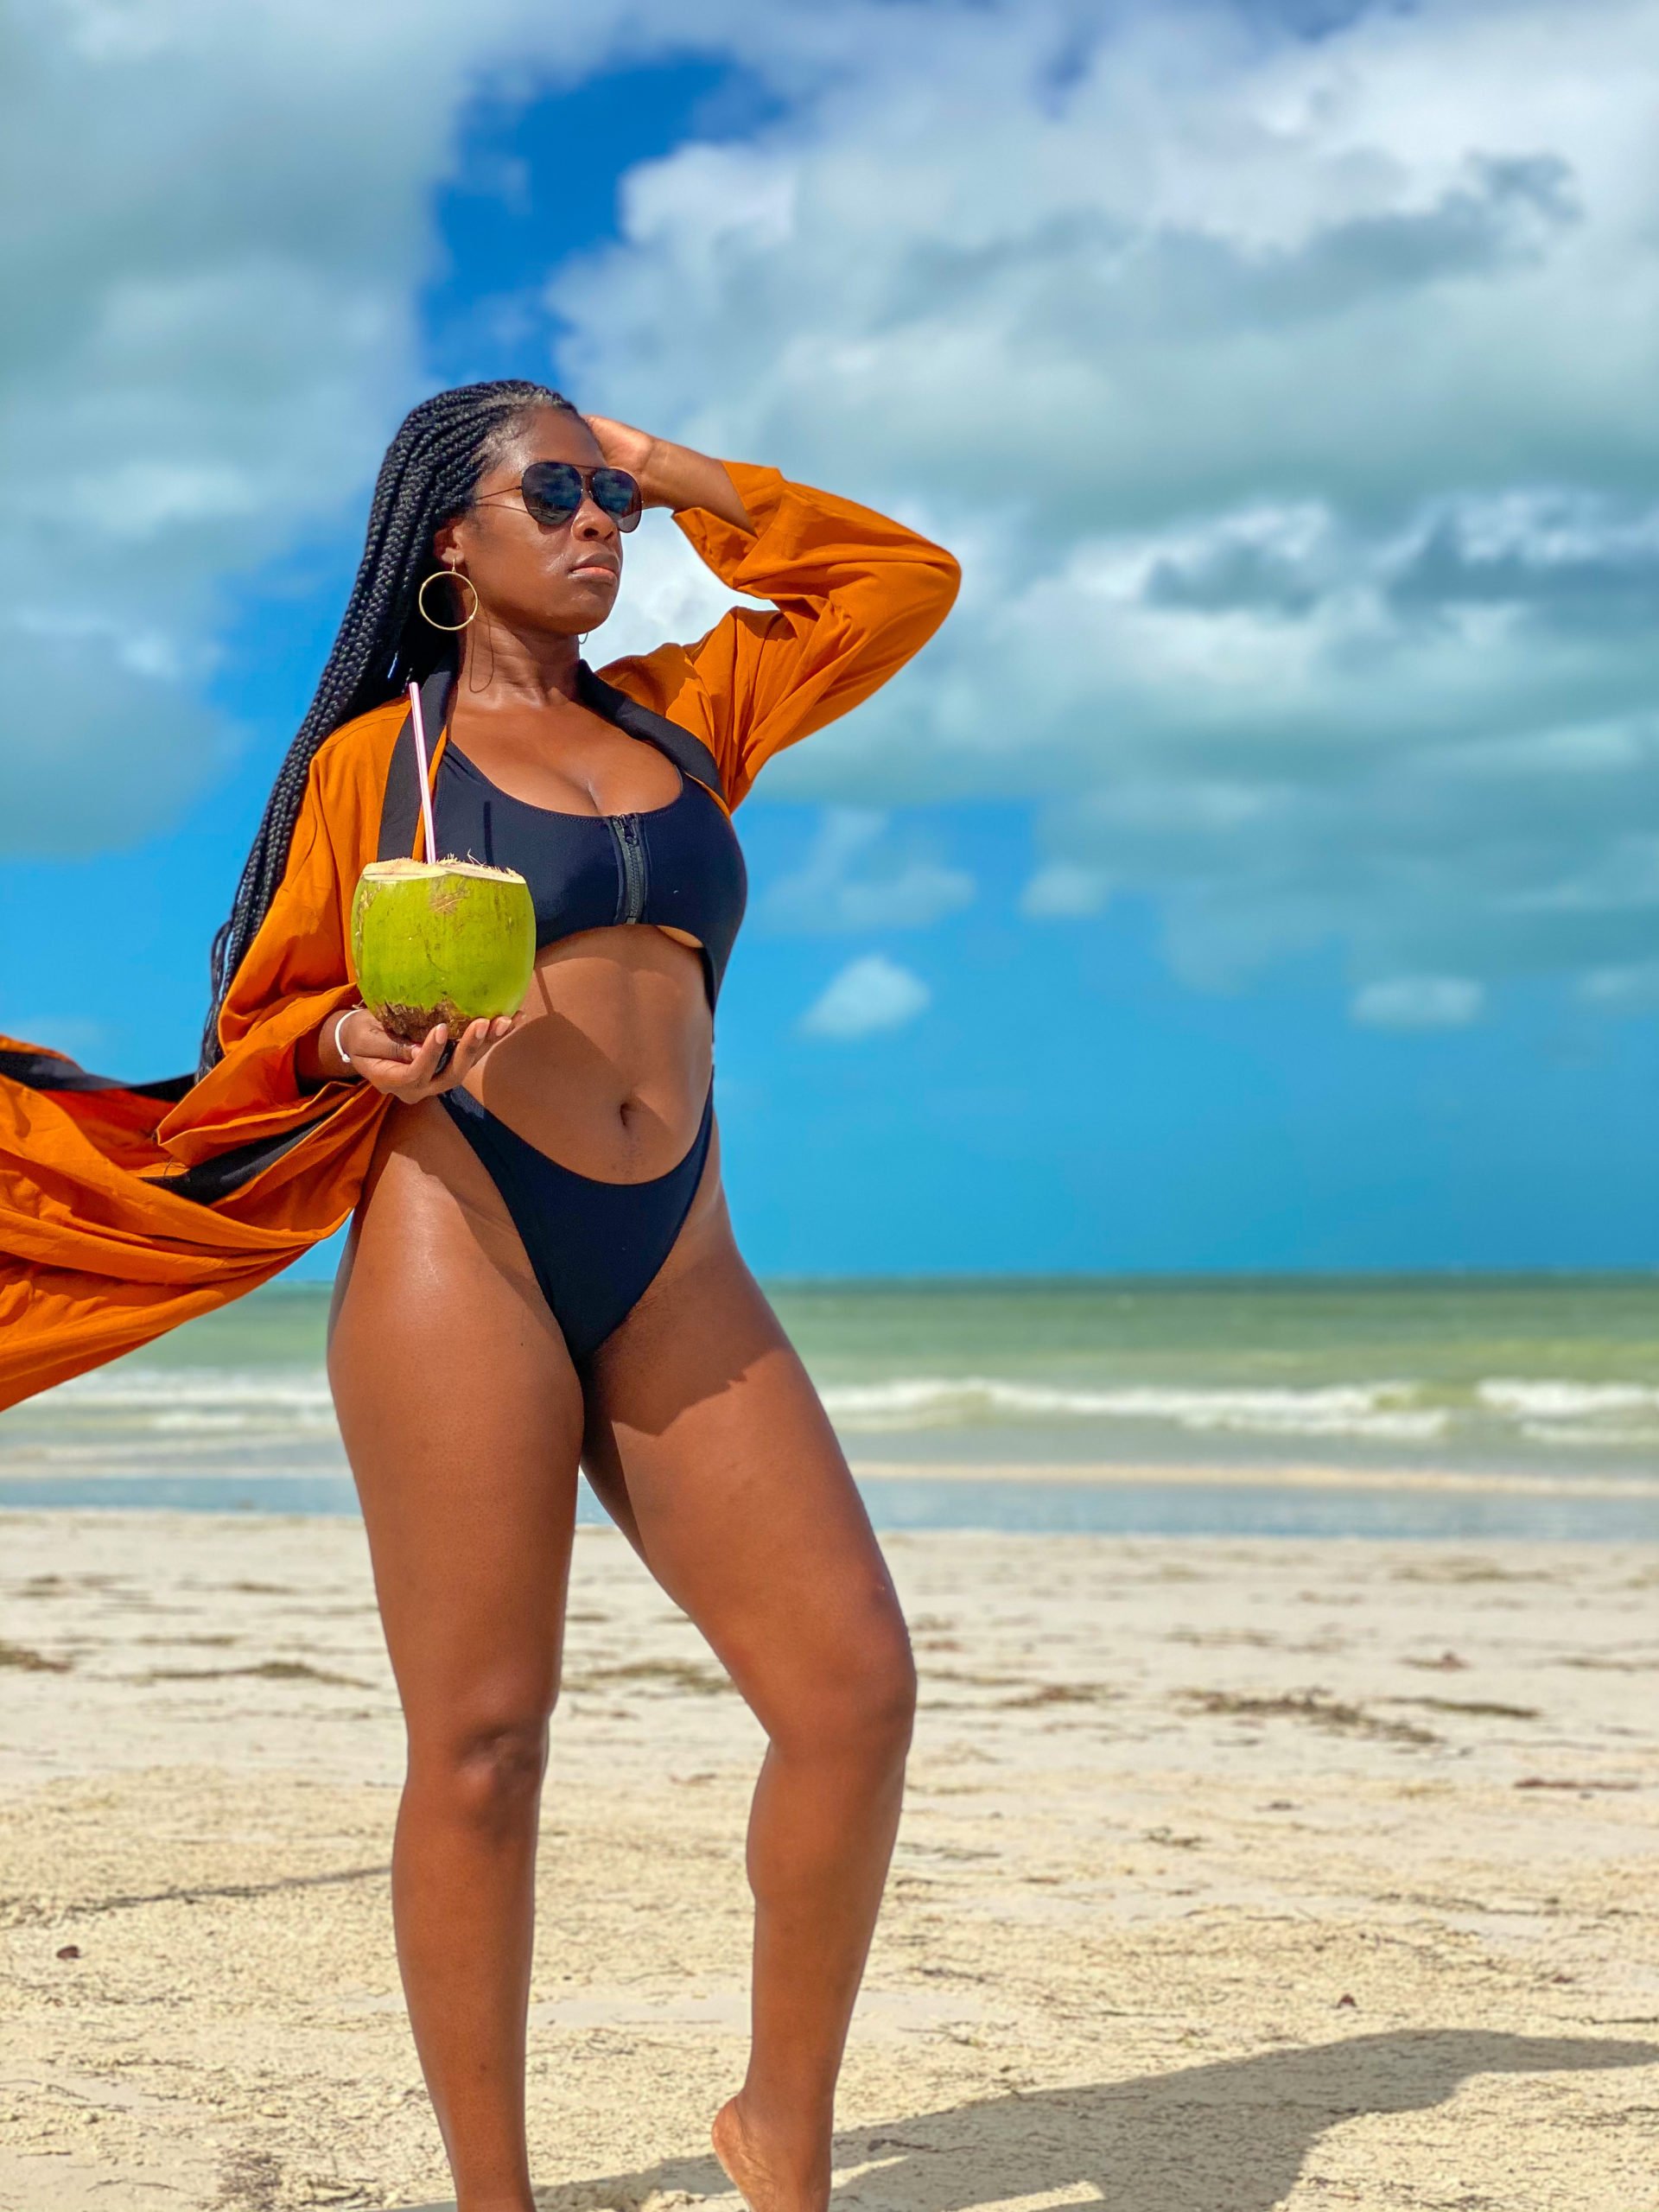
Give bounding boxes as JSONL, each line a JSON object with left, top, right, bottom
{"left": 0, "top": 463, "right": 959, "bottom": 1411}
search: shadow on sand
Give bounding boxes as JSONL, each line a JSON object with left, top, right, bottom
{"left": 396, "top": 2027, "right": 1659, "bottom": 2211}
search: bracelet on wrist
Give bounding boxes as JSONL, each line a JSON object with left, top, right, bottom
{"left": 330, "top": 1006, "right": 364, "bottom": 1077}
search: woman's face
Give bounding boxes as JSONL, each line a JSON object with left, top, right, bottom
{"left": 435, "top": 406, "right": 623, "bottom": 637}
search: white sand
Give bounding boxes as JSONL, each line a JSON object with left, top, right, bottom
{"left": 2, "top": 1510, "right": 1656, "bottom": 2211}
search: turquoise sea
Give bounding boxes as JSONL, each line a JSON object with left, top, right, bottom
{"left": 3, "top": 1275, "right": 1657, "bottom": 1539}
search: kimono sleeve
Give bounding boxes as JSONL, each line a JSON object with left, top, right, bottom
{"left": 156, "top": 744, "right": 365, "bottom": 1169}
{"left": 605, "top": 462, "right": 960, "bottom": 807}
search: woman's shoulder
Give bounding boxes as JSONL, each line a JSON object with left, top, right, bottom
{"left": 263, "top": 698, "right": 410, "bottom": 865}
{"left": 594, "top": 645, "right": 699, "bottom": 721}
{"left": 299, "top": 697, "right": 410, "bottom": 823}
{"left": 315, "top": 695, "right": 407, "bottom": 772}
{"left": 594, "top": 645, "right": 733, "bottom": 771}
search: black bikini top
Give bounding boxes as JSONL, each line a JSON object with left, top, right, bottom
{"left": 376, "top": 664, "right": 747, "bottom": 1011}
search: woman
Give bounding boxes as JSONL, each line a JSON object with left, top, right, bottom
{"left": 0, "top": 380, "right": 959, "bottom": 2212}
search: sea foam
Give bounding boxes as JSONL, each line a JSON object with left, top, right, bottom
{"left": 816, "top": 1376, "right": 1447, "bottom": 1440}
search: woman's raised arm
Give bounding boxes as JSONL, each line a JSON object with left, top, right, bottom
{"left": 588, "top": 421, "right": 961, "bottom": 807}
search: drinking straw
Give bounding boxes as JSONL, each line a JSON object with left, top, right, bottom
{"left": 407, "top": 679, "right": 439, "bottom": 862}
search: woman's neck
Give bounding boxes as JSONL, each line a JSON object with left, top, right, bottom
{"left": 454, "top": 616, "right": 583, "bottom": 710}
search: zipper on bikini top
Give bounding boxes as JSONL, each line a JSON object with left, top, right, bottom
{"left": 609, "top": 812, "right": 649, "bottom": 923}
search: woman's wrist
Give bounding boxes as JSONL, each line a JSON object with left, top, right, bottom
{"left": 638, "top": 440, "right": 754, "bottom": 531}
{"left": 654, "top": 447, "right": 754, "bottom": 531}
{"left": 327, "top": 1006, "right": 363, "bottom": 1078}
{"left": 296, "top": 1004, "right": 364, "bottom": 1090}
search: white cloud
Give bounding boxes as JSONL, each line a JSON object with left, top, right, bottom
{"left": 1351, "top": 975, "right": 1484, "bottom": 1029}
{"left": 1579, "top": 960, "right": 1659, "bottom": 1010}
{"left": 1020, "top": 861, "right": 1114, "bottom": 919}
{"left": 762, "top": 807, "right": 975, "bottom": 932}
{"left": 799, "top": 952, "right": 931, "bottom": 1039}
{"left": 0, "top": 0, "right": 702, "bottom": 852}
{"left": 13, "top": 0, "right": 1659, "bottom": 1023}
{"left": 547, "top": 0, "right": 1659, "bottom": 1007}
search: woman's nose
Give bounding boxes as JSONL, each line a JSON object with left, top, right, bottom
{"left": 572, "top": 501, "right": 618, "bottom": 542}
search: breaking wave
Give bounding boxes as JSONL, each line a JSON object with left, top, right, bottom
{"left": 38, "top": 1367, "right": 339, "bottom": 1434}
{"left": 817, "top": 1376, "right": 1447, "bottom": 1440}
{"left": 22, "top": 1364, "right": 1659, "bottom": 1454}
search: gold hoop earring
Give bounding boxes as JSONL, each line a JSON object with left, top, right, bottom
{"left": 417, "top": 564, "right": 478, "bottom": 631}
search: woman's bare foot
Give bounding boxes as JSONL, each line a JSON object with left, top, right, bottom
{"left": 711, "top": 2094, "right": 830, "bottom": 2212}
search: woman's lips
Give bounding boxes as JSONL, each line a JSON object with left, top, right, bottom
{"left": 568, "top": 558, "right": 619, "bottom": 583}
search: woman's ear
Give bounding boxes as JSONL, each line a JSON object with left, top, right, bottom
{"left": 432, "top": 516, "right": 464, "bottom": 566}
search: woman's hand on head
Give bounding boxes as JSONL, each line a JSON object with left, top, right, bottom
{"left": 584, "top": 414, "right": 661, "bottom": 490}
{"left": 338, "top": 1009, "right": 521, "bottom": 1100}
{"left": 582, "top": 416, "right": 753, "bottom": 531}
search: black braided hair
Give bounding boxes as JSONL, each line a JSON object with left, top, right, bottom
{"left": 197, "top": 378, "right": 575, "bottom": 1074}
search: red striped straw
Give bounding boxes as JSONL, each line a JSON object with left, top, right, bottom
{"left": 406, "top": 679, "right": 438, "bottom": 862}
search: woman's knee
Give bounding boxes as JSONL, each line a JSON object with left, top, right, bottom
{"left": 773, "top": 1622, "right": 917, "bottom": 1770}
{"left": 407, "top": 1695, "right": 558, "bottom": 1826}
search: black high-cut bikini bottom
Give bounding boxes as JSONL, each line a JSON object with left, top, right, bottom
{"left": 439, "top": 1082, "right": 714, "bottom": 1364}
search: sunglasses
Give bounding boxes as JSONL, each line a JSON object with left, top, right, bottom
{"left": 476, "top": 461, "right": 643, "bottom": 532}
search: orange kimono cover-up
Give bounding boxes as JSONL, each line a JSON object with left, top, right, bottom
{"left": 0, "top": 463, "right": 959, "bottom": 1413}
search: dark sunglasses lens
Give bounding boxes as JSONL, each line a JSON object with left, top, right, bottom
{"left": 520, "top": 461, "right": 584, "bottom": 522}
{"left": 590, "top": 467, "right": 642, "bottom": 530}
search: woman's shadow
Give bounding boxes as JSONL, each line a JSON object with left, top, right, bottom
{"left": 401, "top": 2027, "right": 1658, "bottom": 2210}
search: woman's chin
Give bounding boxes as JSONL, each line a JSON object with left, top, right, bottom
{"left": 547, "top": 583, "right": 620, "bottom": 632}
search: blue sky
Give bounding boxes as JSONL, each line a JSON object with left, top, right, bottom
{"left": 5, "top": 3, "right": 1658, "bottom": 1276}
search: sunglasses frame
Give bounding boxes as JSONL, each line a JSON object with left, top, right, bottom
{"left": 474, "top": 461, "right": 644, "bottom": 533}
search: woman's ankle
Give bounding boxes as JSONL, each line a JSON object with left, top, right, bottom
{"left": 714, "top": 2089, "right": 833, "bottom": 2210}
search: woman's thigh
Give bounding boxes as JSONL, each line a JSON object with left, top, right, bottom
{"left": 327, "top": 1100, "right": 586, "bottom": 1737}
{"left": 581, "top": 1173, "right": 913, "bottom": 1740}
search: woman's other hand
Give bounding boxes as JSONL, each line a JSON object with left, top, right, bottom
{"left": 585, "top": 414, "right": 753, "bottom": 531}
{"left": 327, "top": 1009, "right": 520, "bottom": 1100}
{"left": 584, "top": 413, "right": 658, "bottom": 486}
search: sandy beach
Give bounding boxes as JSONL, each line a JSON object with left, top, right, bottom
{"left": 2, "top": 1509, "right": 1656, "bottom": 2212}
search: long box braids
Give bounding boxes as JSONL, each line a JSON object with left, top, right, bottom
{"left": 197, "top": 379, "right": 574, "bottom": 1076}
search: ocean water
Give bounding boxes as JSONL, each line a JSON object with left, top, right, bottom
{"left": 3, "top": 1276, "right": 1657, "bottom": 1538}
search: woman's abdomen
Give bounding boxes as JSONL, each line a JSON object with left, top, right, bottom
{"left": 458, "top": 925, "right": 712, "bottom": 1182}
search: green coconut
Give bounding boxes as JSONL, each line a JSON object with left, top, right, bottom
{"left": 350, "top": 858, "right": 536, "bottom": 1044}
